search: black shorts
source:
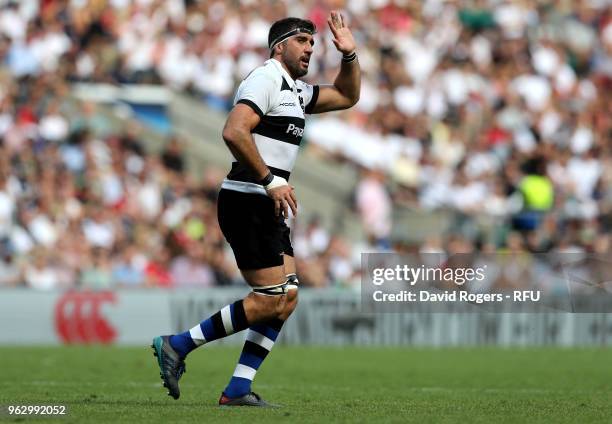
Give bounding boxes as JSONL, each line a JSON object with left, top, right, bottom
{"left": 217, "top": 188, "right": 293, "bottom": 270}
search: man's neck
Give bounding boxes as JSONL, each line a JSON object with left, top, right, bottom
{"left": 271, "top": 57, "right": 296, "bottom": 82}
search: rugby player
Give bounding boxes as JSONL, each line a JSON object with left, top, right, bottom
{"left": 152, "top": 10, "right": 360, "bottom": 407}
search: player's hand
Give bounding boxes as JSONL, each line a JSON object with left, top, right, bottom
{"left": 327, "top": 10, "right": 356, "bottom": 55}
{"left": 265, "top": 177, "right": 297, "bottom": 218}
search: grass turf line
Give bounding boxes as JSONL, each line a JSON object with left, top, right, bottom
{"left": 0, "top": 346, "right": 611, "bottom": 423}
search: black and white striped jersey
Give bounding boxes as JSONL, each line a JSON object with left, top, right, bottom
{"left": 221, "top": 58, "right": 319, "bottom": 195}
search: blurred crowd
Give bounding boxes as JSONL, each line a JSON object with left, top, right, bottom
{"left": 1, "top": 0, "right": 612, "bottom": 290}
{"left": 0, "top": 71, "right": 254, "bottom": 290}
{"left": 305, "top": 0, "right": 612, "bottom": 258}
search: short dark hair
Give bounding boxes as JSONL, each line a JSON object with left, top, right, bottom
{"left": 268, "top": 17, "right": 316, "bottom": 51}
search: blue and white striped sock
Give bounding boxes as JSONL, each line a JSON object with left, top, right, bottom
{"left": 223, "top": 318, "right": 284, "bottom": 398}
{"left": 169, "top": 299, "right": 249, "bottom": 359}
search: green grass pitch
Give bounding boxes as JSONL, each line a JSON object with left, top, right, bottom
{"left": 0, "top": 346, "right": 611, "bottom": 423}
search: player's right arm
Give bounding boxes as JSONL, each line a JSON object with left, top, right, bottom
{"left": 222, "top": 78, "right": 297, "bottom": 218}
{"left": 222, "top": 104, "right": 269, "bottom": 183}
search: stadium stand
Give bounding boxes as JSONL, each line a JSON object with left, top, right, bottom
{"left": 0, "top": 0, "right": 611, "bottom": 290}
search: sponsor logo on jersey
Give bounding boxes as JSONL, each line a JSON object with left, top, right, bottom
{"left": 286, "top": 123, "right": 304, "bottom": 137}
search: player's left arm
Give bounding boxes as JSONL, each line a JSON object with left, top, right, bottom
{"left": 310, "top": 11, "right": 361, "bottom": 114}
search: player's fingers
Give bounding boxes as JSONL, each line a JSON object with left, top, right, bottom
{"left": 289, "top": 189, "right": 297, "bottom": 205}
{"left": 339, "top": 13, "right": 345, "bottom": 28}
{"left": 282, "top": 198, "right": 289, "bottom": 219}
{"left": 274, "top": 199, "right": 281, "bottom": 216}
{"left": 332, "top": 10, "right": 341, "bottom": 28}
{"left": 327, "top": 18, "right": 338, "bottom": 37}
{"left": 289, "top": 192, "right": 298, "bottom": 213}
{"left": 286, "top": 194, "right": 297, "bottom": 217}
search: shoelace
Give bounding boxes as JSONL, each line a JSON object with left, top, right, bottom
{"left": 176, "top": 361, "right": 186, "bottom": 379}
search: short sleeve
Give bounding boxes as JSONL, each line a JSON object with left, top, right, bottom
{"left": 234, "top": 71, "right": 279, "bottom": 117}
{"left": 297, "top": 81, "right": 320, "bottom": 114}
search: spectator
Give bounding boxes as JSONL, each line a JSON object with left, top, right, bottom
{"left": 170, "top": 243, "right": 215, "bottom": 287}
{"left": 0, "top": 249, "right": 20, "bottom": 287}
{"left": 355, "top": 169, "right": 392, "bottom": 248}
{"left": 24, "top": 248, "right": 62, "bottom": 290}
{"left": 80, "top": 248, "right": 113, "bottom": 290}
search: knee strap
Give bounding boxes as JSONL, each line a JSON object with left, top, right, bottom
{"left": 286, "top": 273, "right": 299, "bottom": 290}
{"left": 252, "top": 274, "right": 299, "bottom": 296}
{"left": 252, "top": 281, "right": 288, "bottom": 296}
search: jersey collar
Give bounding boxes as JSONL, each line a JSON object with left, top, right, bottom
{"left": 267, "top": 58, "right": 296, "bottom": 90}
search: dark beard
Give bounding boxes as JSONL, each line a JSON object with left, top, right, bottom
{"left": 284, "top": 59, "right": 307, "bottom": 79}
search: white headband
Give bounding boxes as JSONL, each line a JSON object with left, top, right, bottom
{"left": 269, "top": 27, "right": 315, "bottom": 50}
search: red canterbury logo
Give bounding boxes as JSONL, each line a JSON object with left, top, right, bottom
{"left": 54, "top": 291, "right": 118, "bottom": 344}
